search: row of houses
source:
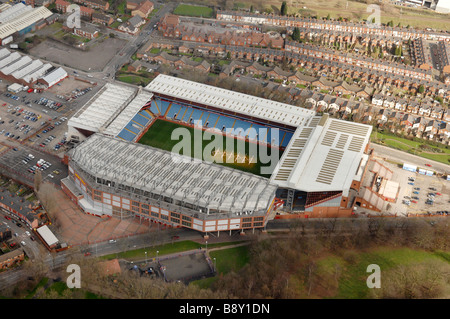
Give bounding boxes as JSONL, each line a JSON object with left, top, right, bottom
{"left": 266, "top": 82, "right": 450, "bottom": 143}
{"left": 144, "top": 51, "right": 211, "bottom": 72}
{"left": 216, "top": 10, "right": 450, "bottom": 42}
{"left": 371, "top": 94, "right": 449, "bottom": 121}
{"left": 173, "top": 41, "right": 448, "bottom": 99}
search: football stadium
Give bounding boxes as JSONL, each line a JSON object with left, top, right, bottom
{"left": 63, "top": 74, "right": 373, "bottom": 234}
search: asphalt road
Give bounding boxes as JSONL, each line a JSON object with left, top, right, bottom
{"left": 370, "top": 142, "right": 450, "bottom": 174}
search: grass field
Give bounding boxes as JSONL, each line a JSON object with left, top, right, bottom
{"left": 173, "top": 4, "right": 213, "bottom": 18}
{"left": 138, "top": 119, "right": 282, "bottom": 177}
{"left": 316, "top": 247, "right": 450, "bottom": 298}
{"left": 371, "top": 131, "right": 450, "bottom": 165}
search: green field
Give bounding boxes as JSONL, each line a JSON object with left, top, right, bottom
{"left": 316, "top": 247, "right": 450, "bottom": 299}
{"left": 138, "top": 119, "right": 282, "bottom": 177}
{"left": 371, "top": 131, "right": 450, "bottom": 165}
{"left": 173, "top": 4, "right": 213, "bottom": 18}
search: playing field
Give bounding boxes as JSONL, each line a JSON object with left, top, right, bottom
{"left": 138, "top": 119, "right": 282, "bottom": 177}
{"left": 173, "top": 4, "right": 213, "bottom": 18}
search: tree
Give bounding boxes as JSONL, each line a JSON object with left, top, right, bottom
{"left": 250, "top": 5, "right": 254, "bottom": 12}
{"left": 292, "top": 27, "right": 301, "bottom": 41}
{"left": 326, "top": 14, "right": 331, "bottom": 20}
{"left": 418, "top": 85, "right": 425, "bottom": 94}
{"left": 280, "top": 1, "right": 287, "bottom": 16}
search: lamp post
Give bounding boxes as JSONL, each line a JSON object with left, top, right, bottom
{"left": 205, "top": 240, "right": 208, "bottom": 254}
{"left": 156, "top": 250, "right": 159, "bottom": 262}
{"left": 213, "top": 257, "right": 216, "bottom": 273}
{"left": 145, "top": 251, "right": 147, "bottom": 264}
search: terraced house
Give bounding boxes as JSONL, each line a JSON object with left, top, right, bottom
{"left": 216, "top": 10, "right": 450, "bottom": 41}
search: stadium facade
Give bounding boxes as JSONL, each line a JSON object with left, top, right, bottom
{"left": 63, "top": 75, "right": 373, "bottom": 234}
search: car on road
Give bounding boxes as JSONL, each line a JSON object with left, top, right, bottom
{"left": 109, "top": 239, "right": 116, "bottom": 243}
{"left": 84, "top": 252, "right": 91, "bottom": 256}
{"left": 16, "top": 223, "right": 22, "bottom": 227}
{"left": 4, "top": 216, "right": 11, "bottom": 220}
{"left": 413, "top": 191, "right": 419, "bottom": 194}
{"left": 20, "top": 241, "right": 26, "bottom": 246}
{"left": 436, "top": 192, "right": 442, "bottom": 196}
{"left": 425, "top": 163, "right": 432, "bottom": 167}
{"left": 408, "top": 182, "right": 414, "bottom": 185}
{"left": 30, "top": 236, "right": 35, "bottom": 241}
{"left": 411, "top": 200, "right": 417, "bottom": 203}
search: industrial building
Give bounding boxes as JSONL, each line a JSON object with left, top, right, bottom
{"left": 0, "top": 3, "right": 53, "bottom": 44}
{"left": 0, "top": 48, "right": 67, "bottom": 89}
{"left": 63, "top": 75, "right": 373, "bottom": 234}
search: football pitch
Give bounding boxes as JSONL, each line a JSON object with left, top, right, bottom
{"left": 138, "top": 119, "right": 282, "bottom": 177}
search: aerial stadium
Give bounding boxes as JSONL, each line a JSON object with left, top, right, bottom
{"left": 63, "top": 74, "right": 373, "bottom": 234}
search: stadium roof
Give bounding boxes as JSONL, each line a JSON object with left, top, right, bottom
{"left": 270, "top": 114, "right": 372, "bottom": 195}
{"left": 69, "top": 134, "right": 277, "bottom": 213}
{"left": 103, "top": 88, "right": 153, "bottom": 137}
{"left": 146, "top": 74, "right": 316, "bottom": 127}
{"left": 68, "top": 83, "right": 137, "bottom": 133}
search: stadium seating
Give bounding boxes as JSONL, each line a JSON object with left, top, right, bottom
{"left": 149, "top": 100, "right": 160, "bottom": 115}
{"left": 166, "top": 104, "right": 181, "bottom": 119}
{"left": 158, "top": 100, "right": 171, "bottom": 116}
{"left": 215, "top": 116, "right": 235, "bottom": 131}
{"left": 117, "top": 129, "right": 137, "bottom": 141}
{"left": 133, "top": 99, "right": 295, "bottom": 147}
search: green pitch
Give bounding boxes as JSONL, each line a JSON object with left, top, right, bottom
{"left": 173, "top": 4, "right": 213, "bottom": 18}
{"left": 138, "top": 119, "right": 282, "bottom": 178}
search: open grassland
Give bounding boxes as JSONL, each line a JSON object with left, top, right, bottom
{"left": 173, "top": 3, "right": 214, "bottom": 18}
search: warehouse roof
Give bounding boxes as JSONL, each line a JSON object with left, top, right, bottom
{"left": 0, "top": 6, "right": 52, "bottom": 40}
{"left": 146, "top": 74, "right": 315, "bottom": 127}
{"left": 39, "top": 66, "right": 67, "bottom": 86}
{"left": 69, "top": 133, "right": 277, "bottom": 214}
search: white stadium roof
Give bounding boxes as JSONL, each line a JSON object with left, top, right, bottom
{"left": 68, "top": 83, "right": 137, "bottom": 133}
{"left": 270, "top": 114, "right": 372, "bottom": 195}
{"left": 69, "top": 134, "right": 277, "bottom": 213}
{"left": 103, "top": 88, "right": 154, "bottom": 137}
{"left": 146, "top": 74, "right": 316, "bottom": 127}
